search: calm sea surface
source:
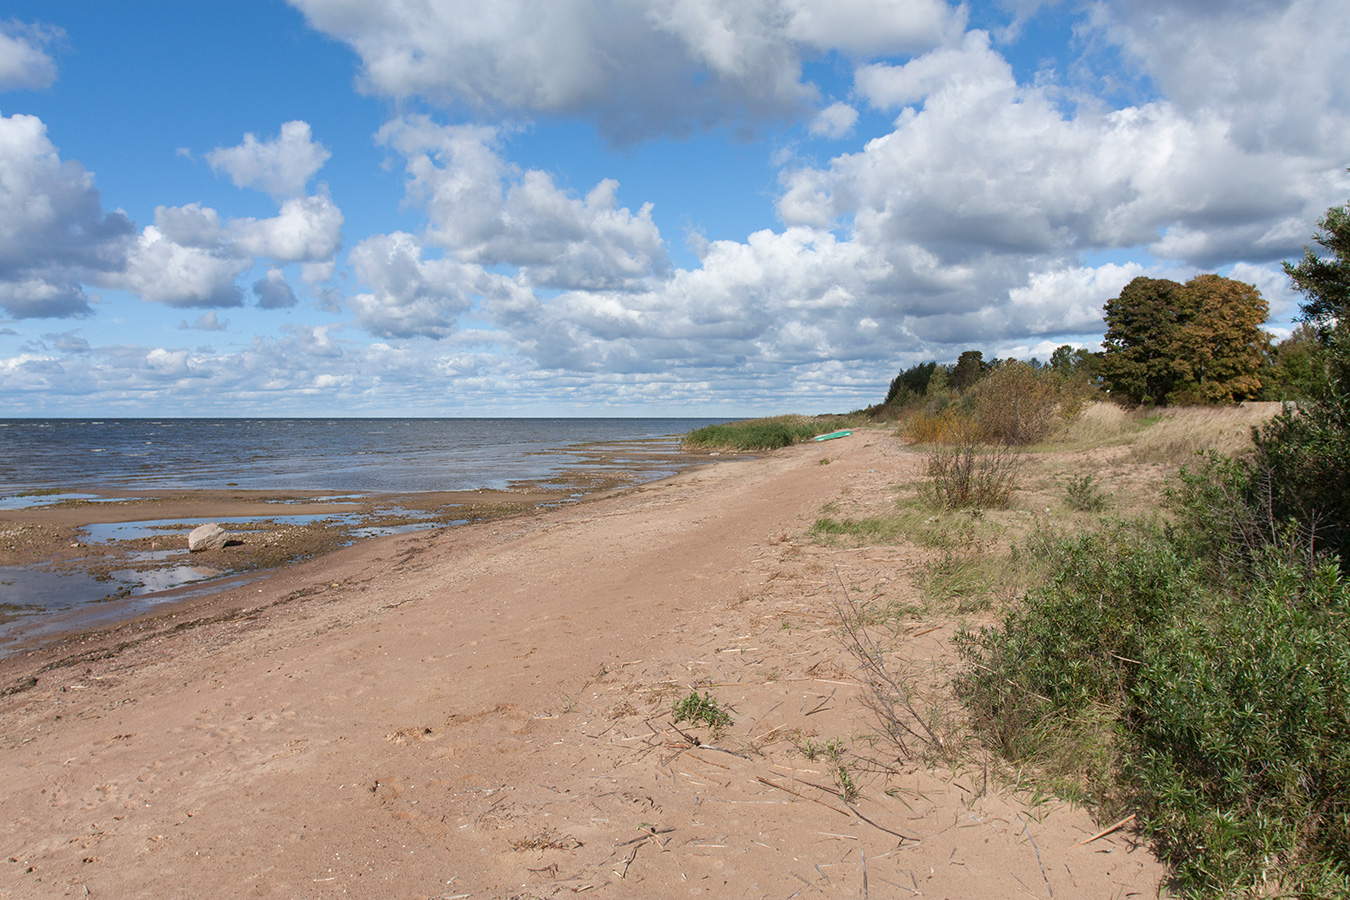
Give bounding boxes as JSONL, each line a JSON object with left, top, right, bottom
{"left": 0, "top": 417, "right": 727, "bottom": 494}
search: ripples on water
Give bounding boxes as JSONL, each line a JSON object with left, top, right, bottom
{"left": 0, "top": 417, "right": 724, "bottom": 494}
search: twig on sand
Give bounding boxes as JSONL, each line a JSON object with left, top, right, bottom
{"left": 1017, "top": 813, "right": 1053, "bottom": 898}
{"left": 613, "top": 827, "right": 669, "bottom": 879}
{"left": 843, "top": 798, "right": 920, "bottom": 843}
{"left": 1068, "top": 813, "right": 1136, "bottom": 848}
{"left": 755, "top": 776, "right": 851, "bottom": 817}
{"left": 696, "top": 744, "right": 751, "bottom": 760}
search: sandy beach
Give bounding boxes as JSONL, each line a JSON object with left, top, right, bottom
{"left": 0, "top": 431, "right": 1168, "bottom": 899}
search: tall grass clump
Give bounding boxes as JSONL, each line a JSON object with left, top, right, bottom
{"left": 684, "top": 415, "right": 839, "bottom": 451}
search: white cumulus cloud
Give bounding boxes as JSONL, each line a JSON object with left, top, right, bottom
{"left": 0, "top": 21, "right": 60, "bottom": 91}
{"left": 347, "top": 231, "right": 485, "bottom": 339}
{"left": 288, "top": 0, "right": 955, "bottom": 142}
{"left": 0, "top": 113, "right": 134, "bottom": 318}
{"left": 206, "top": 120, "right": 332, "bottom": 198}
{"left": 380, "top": 116, "right": 668, "bottom": 290}
{"left": 809, "top": 102, "right": 859, "bottom": 138}
{"left": 230, "top": 193, "right": 343, "bottom": 262}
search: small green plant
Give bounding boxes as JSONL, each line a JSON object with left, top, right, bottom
{"left": 818, "top": 738, "right": 860, "bottom": 802}
{"left": 832, "top": 760, "right": 860, "bottom": 803}
{"left": 788, "top": 731, "right": 822, "bottom": 759}
{"left": 1064, "top": 473, "right": 1109, "bottom": 512}
{"left": 672, "top": 690, "right": 732, "bottom": 733}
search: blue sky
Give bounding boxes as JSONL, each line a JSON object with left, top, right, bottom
{"left": 1, "top": 0, "right": 1347, "bottom": 416}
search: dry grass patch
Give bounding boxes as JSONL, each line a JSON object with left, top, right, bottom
{"left": 1125, "top": 402, "right": 1282, "bottom": 465}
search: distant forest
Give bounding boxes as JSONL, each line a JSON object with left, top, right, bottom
{"left": 876, "top": 271, "right": 1318, "bottom": 413}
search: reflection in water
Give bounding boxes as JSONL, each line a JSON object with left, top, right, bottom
{"left": 110, "top": 565, "right": 223, "bottom": 594}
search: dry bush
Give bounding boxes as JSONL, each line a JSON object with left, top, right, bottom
{"left": 969, "top": 362, "right": 1093, "bottom": 445}
{"left": 925, "top": 417, "right": 1022, "bottom": 510}
{"left": 830, "top": 567, "right": 953, "bottom": 764}
{"left": 901, "top": 406, "right": 965, "bottom": 444}
{"left": 904, "top": 363, "right": 1093, "bottom": 448}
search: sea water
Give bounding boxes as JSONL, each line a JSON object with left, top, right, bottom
{"left": 0, "top": 417, "right": 726, "bottom": 494}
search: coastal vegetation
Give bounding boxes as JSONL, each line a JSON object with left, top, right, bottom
{"left": 808, "top": 198, "right": 1350, "bottom": 898}
{"left": 682, "top": 414, "right": 856, "bottom": 450}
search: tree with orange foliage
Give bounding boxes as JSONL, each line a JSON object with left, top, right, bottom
{"left": 1100, "top": 274, "right": 1269, "bottom": 406}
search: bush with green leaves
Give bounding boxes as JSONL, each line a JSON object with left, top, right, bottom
{"left": 1128, "top": 552, "right": 1350, "bottom": 896}
{"left": 1064, "top": 473, "right": 1109, "bottom": 512}
{"left": 957, "top": 509, "right": 1350, "bottom": 897}
{"left": 955, "top": 522, "right": 1201, "bottom": 800}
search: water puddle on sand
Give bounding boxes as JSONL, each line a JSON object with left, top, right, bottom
{"left": 349, "top": 519, "right": 465, "bottom": 539}
{"left": 80, "top": 513, "right": 362, "bottom": 543}
{"left": 0, "top": 566, "right": 264, "bottom": 657}
{"left": 0, "top": 493, "right": 138, "bottom": 510}
{"left": 0, "top": 565, "right": 140, "bottom": 656}
{"left": 109, "top": 565, "right": 223, "bottom": 594}
{"left": 0, "top": 566, "right": 117, "bottom": 612}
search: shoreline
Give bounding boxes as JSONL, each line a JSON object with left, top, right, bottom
{"left": 0, "top": 433, "right": 1167, "bottom": 899}
{"left": 0, "top": 446, "right": 723, "bottom": 659}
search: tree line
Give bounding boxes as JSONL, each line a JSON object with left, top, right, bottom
{"left": 880, "top": 274, "right": 1321, "bottom": 411}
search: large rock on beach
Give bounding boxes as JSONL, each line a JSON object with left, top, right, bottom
{"left": 188, "top": 522, "right": 230, "bottom": 552}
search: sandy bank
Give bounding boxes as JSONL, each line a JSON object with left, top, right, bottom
{"left": 0, "top": 432, "right": 1167, "bottom": 899}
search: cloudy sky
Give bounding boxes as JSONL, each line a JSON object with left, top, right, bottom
{"left": 1, "top": 0, "right": 1347, "bottom": 416}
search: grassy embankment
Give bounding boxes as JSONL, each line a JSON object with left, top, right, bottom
{"left": 705, "top": 399, "right": 1348, "bottom": 899}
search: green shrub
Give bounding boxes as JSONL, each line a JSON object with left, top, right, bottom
{"left": 1064, "top": 473, "right": 1109, "bottom": 512}
{"left": 956, "top": 522, "right": 1200, "bottom": 798}
{"left": 1254, "top": 198, "right": 1350, "bottom": 569}
{"left": 684, "top": 416, "right": 839, "bottom": 451}
{"left": 958, "top": 512, "right": 1350, "bottom": 897}
{"left": 1128, "top": 553, "right": 1350, "bottom": 897}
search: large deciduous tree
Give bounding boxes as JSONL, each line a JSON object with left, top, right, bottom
{"left": 1100, "top": 274, "right": 1269, "bottom": 406}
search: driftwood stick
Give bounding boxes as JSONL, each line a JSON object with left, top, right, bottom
{"left": 1069, "top": 813, "right": 1136, "bottom": 848}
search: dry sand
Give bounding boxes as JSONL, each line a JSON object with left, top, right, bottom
{"left": 0, "top": 431, "right": 1168, "bottom": 899}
